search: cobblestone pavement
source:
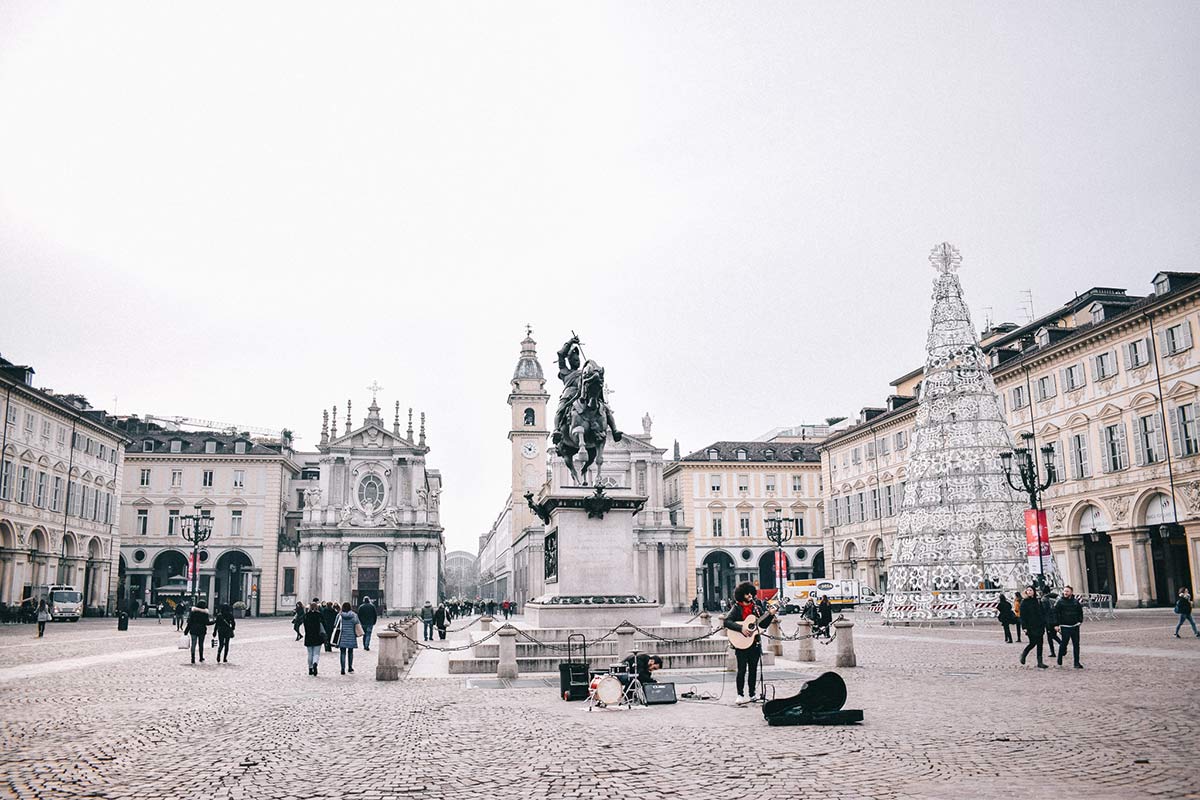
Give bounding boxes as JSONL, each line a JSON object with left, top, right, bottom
{"left": 1, "top": 610, "right": 1197, "bottom": 800}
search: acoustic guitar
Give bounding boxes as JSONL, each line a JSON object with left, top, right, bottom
{"left": 725, "top": 600, "right": 780, "bottom": 650}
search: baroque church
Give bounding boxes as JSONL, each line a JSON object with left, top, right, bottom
{"left": 477, "top": 330, "right": 689, "bottom": 611}
{"left": 284, "top": 392, "right": 444, "bottom": 614}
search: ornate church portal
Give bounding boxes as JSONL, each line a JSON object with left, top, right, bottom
{"left": 295, "top": 391, "right": 444, "bottom": 614}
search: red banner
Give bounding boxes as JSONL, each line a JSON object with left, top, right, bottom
{"left": 1024, "top": 509, "right": 1050, "bottom": 576}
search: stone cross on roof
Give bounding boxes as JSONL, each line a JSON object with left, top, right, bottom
{"left": 367, "top": 381, "right": 384, "bottom": 406}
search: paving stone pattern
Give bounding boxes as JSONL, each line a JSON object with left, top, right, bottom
{"left": 0, "top": 611, "right": 1196, "bottom": 800}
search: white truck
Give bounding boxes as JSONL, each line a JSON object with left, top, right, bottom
{"left": 784, "top": 579, "right": 882, "bottom": 611}
{"left": 31, "top": 585, "right": 84, "bottom": 621}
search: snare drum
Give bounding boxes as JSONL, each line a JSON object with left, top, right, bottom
{"left": 608, "top": 662, "right": 629, "bottom": 675}
{"left": 589, "top": 674, "right": 623, "bottom": 706}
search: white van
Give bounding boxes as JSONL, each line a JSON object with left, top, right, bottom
{"left": 36, "top": 585, "right": 84, "bottom": 621}
{"left": 784, "top": 579, "right": 882, "bottom": 611}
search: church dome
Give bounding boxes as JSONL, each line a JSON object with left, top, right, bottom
{"left": 512, "top": 333, "right": 544, "bottom": 382}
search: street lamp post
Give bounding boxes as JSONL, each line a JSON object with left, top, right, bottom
{"left": 1000, "top": 433, "right": 1056, "bottom": 592}
{"left": 180, "top": 503, "right": 213, "bottom": 607}
{"left": 765, "top": 516, "right": 796, "bottom": 605}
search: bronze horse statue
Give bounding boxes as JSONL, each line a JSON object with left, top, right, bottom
{"left": 556, "top": 360, "right": 611, "bottom": 485}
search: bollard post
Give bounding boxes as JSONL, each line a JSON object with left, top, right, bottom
{"left": 834, "top": 619, "right": 856, "bottom": 668}
{"left": 375, "top": 630, "right": 400, "bottom": 681}
{"left": 616, "top": 625, "right": 635, "bottom": 660}
{"left": 497, "top": 626, "right": 519, "bottom": 679}
{"left": 480, "top": 615, "right": 494, "bottom": 632}
{"left": 796, "top": 619, "right": 815, "bottom": 662}
{"left": 768, "top": 617, "right": 783, "bottom": 657}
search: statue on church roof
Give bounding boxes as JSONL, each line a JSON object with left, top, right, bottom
{"left": 552, "top": 332, "right": 622, "bottom": 485}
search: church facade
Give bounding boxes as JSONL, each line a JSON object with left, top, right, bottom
{"left": 282, "top": 395, "right": 444, "bottom": 615}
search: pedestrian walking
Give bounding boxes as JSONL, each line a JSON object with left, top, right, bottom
{"left": 421, "top": 600, "right": 435, "bottom": 641}
{"left": 332, "top": 602, "right": 361, "bottom": 675}
{"left": 173, "top": 600, "right": 186, "bottom": 631}
{"left": 1175, "top": 588, "right": 1199, "bottom": 638}
{"left": 1011, "top": 594, "right": 1022, "bottom": 642}
{"left": 185, "top": 600, "right": 212, "bottom": 664}
{"left": 434, "top": 602, "right": 448, "bottom": 641}
{"left": 321, "top": 601, "right": 338, "bottom": 653}
{"left": 156, "top": 602, "right": 166, "bottom": 624}
{"left": 1018, "top": 587, "right": 1048, "bottom": 669}
{"left": 213, "top": 603, "right": 236, "bottom": 663}
{"left": 1039, "top": 590, "right": 1060, "bottom": 658}
{"left": 1055, "top": 586, "right": 1083, "bottom": 668}
{"left": 303, "top": 598, "right": 326, "bottom": 676}
{"left": 816, "top": 596, "right": 833, "bottom": 638}
{"left": 292, "top": 601, "right": 305, "bottom": 641}
{"left": 35, "top": 599, "right": 50, "bottom": 638}
{"left": 997, "top": 593, "right": 1016, "bottom": 643}
{"left": 357, "top": 596, "right": 378, "bottom": 651}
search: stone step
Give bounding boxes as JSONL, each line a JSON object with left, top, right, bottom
{"left": 472, "top": 624, "right": 713, "bottom": 643}
{"left": 472, "top": 637, "right": 728, "bottom": 659}
{"left": 447, "top": 650, "right": 729, "bottom": 675}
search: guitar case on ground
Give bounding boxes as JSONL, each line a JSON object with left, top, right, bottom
{"left": 762, "top": 671, "right": 863, "bottom": 726}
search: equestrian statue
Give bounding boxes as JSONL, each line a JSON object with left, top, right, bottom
{"left": 552, "top": 333, "right": 622, "bottom": 486}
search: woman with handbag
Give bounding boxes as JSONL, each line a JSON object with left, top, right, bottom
{"left": 184, "top": 600, "right": 212, "bottom": 664}
{"left": 303, "top": 600, "right": 327, "bottom": 676}
{"left": 334, "top": 602, "right": 363, "bottom": 675}
{"left": 291, "top": 601, "right": 305, "bottom": 641}
{"left": 213, "top": 604, "right": 236, "bottom": 663}
{"left": 35, "top": 599, "right": 50, "bottom": 638}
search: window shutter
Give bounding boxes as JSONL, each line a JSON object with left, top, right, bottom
{"left": 1054, "top": 441, "right": 1065, "bottom": 480}
{"left": 1110, "top": 350, "right": 1120, "bottom": 376}
{"left": 1181, "top": 322, "right": 1194, "bottom": 351}
{"left": 1122, "top": 342, "right": 1134, "bottom": 368}
{"left": 1068, "top": 438, "right": 1081, "bottom": 479}
{"left": 1048, "top": 373, "right": 1057, "bottom": 397}
{"left": 1160, "top": 329, "right": 1171, "bottom": 355}
{"left": 1132, "top": 417, "right": 1148, "bottom": 466}
{"left": 1116, "top": 422, "right": 1129, "bottom": 469}
{"left": 1098, "top": 426, "right": 1111, "bottom": 473}
{"left": 1060, "top": 368, "right": 1071, "bottom": 391}
{"left": 1155, "top": 411, "right": 1167, "bottom": 460}
{"left": 1170, "top": 406, "right": 1183, "bottom": 456}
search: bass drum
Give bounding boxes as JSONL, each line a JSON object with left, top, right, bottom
{"left": 589, "top": 674, "right": 624, "bottom": 706}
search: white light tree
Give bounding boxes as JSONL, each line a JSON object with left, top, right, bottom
{"left": 883, "top": 243, "right": 1048, "bottom": 620}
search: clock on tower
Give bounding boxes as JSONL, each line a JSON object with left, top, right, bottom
{"left": 509, "top": 328, "right": 549, "bottom": 534}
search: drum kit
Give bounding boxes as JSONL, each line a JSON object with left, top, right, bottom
{"left": 586, "top": 651, "right": 643, "bottom": 710}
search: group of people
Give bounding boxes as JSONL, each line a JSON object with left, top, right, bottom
{"left": 294, "top": 597, "right": 376, "bottom": 676}
{"left": 180, "top": 600, "right": 237, "bottom": 664}
{"left": 996, "top": 586, "right": 1084, "bottom": 668}
{"left": 797, "top": 596, "right": 835, "bottom": 637}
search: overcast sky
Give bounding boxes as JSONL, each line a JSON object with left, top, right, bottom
{"left": 2, "top": 2, "right": 1198, "bottom": 552}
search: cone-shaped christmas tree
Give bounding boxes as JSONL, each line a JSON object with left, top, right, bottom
{"left": 883, "top": 243, "right": 1042, "bottom": 619}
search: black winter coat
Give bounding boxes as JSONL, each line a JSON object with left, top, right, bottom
{"left": 997, "top": 595, "right": 1016, "bottom": 624}
{"left": 320, "top": 605, "right": 337, "bottom": 635}
{"left": 357, "top": 602, "right": 378, "bottom": 626}
{"left": 184, "top": 609, "right": 210, "bottom": 637}
{"left": 214, "top": 612, "right": 236, "bottom": 638}
{"left": 1040, "top": 596, "right": 1059, "bottom": 626}
{"left": 433, "top": 606, "right": 448, "bottom": 627}
{"left": 1018, "top": 597, "right": 1044, "bottom": 631}
{"left": 303, "top": 610, "right": 327, "bottom": 647}
{"left": 1055, "top": 596, "right": 1083, "bottom": 626}
{"left": 1177, "top": 595, "right": 1193, "bottom": 615}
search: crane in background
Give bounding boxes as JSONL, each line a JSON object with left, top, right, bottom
{"left": 144, "top": 414, "right": 288, "bottom": 441}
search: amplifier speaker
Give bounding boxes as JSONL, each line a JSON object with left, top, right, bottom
{"left": 642, "top": 682, "right": 677, "bottom": 705}
{"left": 559, "top": 662, "right": 590, "bottom": 701}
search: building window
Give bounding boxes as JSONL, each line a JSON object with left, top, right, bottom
{"left": 794, "top": 516, "right": 805, "bottom": 536}
{"left": 1102, "top": 423, "right": 1128, "bottom": 472}
{"left": 142, "top": 440, "right": 154, "bottom": 452}
{"left": 865, "top": 441, "right": 876, "bottom": 459}
{"left": 170, "top": 440, "right": 182, "bottom": 453}
{"left": 736, "top": 449, "right": 748, "bottom": 461}
{"left": 1164, "top": 322, "right": 1194, "bottom": 355}
{"left": 171, "top": 469, "right": 182, "bottom": 487}
{"left": 136, "top": 509, "right": 149, "bottom": 535}
{"left": 1093, "top": 351, "right": 1117, "bottom": 381}
{"left": 5, "top": 404, "right": 16, "bottom": 427}
{"left": 80, "top": 485, "right": 90, "bottom": 518}
{"left": 1069, "top": 432, "right": 1091, "bottom": 479}
{"left": 283, "top": 568, "right": 296, "bottom": 595}
{"left": 1175, "top": 403, "right": 1199, "bottom": 456}
{"left": 17, "top": 466, "right": 31, "bottom": 504}
{"left": 233, "top": 469, "right": 245, "bottom": 489}
{"left": 737, "top": 474, "right": 749, "bottom": 492}
{"left": 1011, "top": 385, "right": 1028, "bottom": 409}
{"left": 1063, "top": 364, "right": 1086, "bottom": 391}
{"left": 738, "top": 512, "right": 751, "bottom": 537}
{"left": 707, "top": 449, "right": 719, "bottom": 461}
{"left": 523, "top": 408, "right": 535, "bottom": 426}
{"left": 235, "top": 441, "right": 247, "bottom": 454}
{"left": 884, "top": 484, "right": 895, "bottom": 516}
{"left": 710, "top": 474, "right": 721, "bottom": 493}
{"left": 1091, "top": 305, "right": 1105, "bottom": 324}
{"left": 1125, "top": 338, "right": 1150, "bottom": 369}
{"left": 1044, "top": 441, "right": 1065, "bottom": 480}
{"left": 711, "top": 514, "right": 723, "bottom": 537}
{"left": 24, "top": 412, "right": 35, "bottom": 433}
{"left": 168, "top": 509, "right": 180, "bottom": 536}
{"left": 870, "top": 488, "right": 880, "bottom": 520}
{"left": 763, "top": 448, "right": 775, "bottom": 460}
{"left": 1, "top": 459, "right": 13, "bottom": 500}
{"left": 51, "top": 476, "right": 62, "bottom": 511}
{"left": 34, "top": 471, "right": 47, "bottom": 507}
{"left": 851, "top": 447, "right": 861, "bottom": 464}
{"left": 792, "top": 475, "right": 803, "bottom": 493}
{"left": 879, "top": 437, "right": 890, "bottom": 455}
{"left": 765, "top": 475, "right": 776, "bottom": 492}
{"left": 230, "top": 510, "right": 243, "bottom": 536}
{"left": 205, "top": 441, "right": 217, "bottom": 454}
{"left": 57, "top": 426, "right": 66, "bottom": 445}
{"left": 41, "top": 420, "right": 51, "bottom": 440}
{"left": 1154, "top": 274, "right": 1171, "bottom": 295}
{"left": 139, "top": 468, "right": 151, "bottom": 487}
{"left": 1036, "top": 375, "right": 1057, "bottom": 401}
{"left": 202, "top": 470, "right": 214, "bottom": 488}
{"left": 1136, "top": 413, "right": 1164, "bottom": 465}
{"left": 895, "top": 431, "right": 907, "bottom": 450}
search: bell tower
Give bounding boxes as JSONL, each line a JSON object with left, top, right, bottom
{"left": 508, "top": 326, "right": 549, "bottom": 539}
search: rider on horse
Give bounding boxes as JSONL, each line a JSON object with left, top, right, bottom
{"left": 552, "top": 334, "right": 621, "bottom": 447}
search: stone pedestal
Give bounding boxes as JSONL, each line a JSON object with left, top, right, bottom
{"left": 524, "top": 485, "right": 661, "bottom": 629}
{"left": 497, "top": 627, "right": 518, "bottom": 679}
{"left": 375, "top": 630, "right": 400, "bottom": 681}
{"left": 796, "top": 620, "right": 816, "bottom": 662}
{"left": 834, "top": 619, "right": 856, "bottom": 668}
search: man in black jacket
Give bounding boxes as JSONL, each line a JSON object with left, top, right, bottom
{"left": 1039, "top": 590, "right": 1060, "bottom": 658}
{"left": 723, "top": 582, "right": 776, "bottom": 702}
{"left": 357, "top": 597, "right": 378, "bottom": 651}
{"left": 1018, "top": 587, "right": 1048, "bottom": 669}
{"left": 320, "top": 601, "right": 338, "bottom": 652}
{"left": 1055, "top": 586, "right": 1084, "bottom": 668}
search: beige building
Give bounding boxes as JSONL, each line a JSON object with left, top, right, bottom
{"left": 112, "top": 420, "right": 298, "bottom": 615}
{"left": 665, "top": 440, "right": 824, "bottom": 610}
{"left": 822, "top": 272, "right": 1200, "bottom": 607}
{"left": 0, "top": 354, "right": 127, "bottom": 613}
